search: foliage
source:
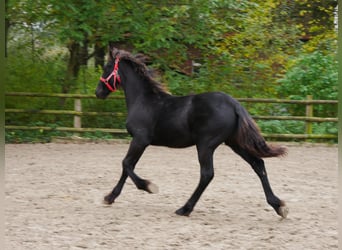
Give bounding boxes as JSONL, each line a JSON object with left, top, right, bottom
{"left": 212, "top": 0, "right": 301, "bottom": 97}
{"left": 257, "top": 120, "right": 337, "bottom": 137}
{"left": 5, "top": 51, "right": 68, "bottom": 127}
{"left": 5, "top": 51, "right": 66, "bottom": 93}
{"left": 293, "top": 0, "right": 337, "bottom": 38}
{"left": 5, "top": 0, "right": 338, "bottom": 142}
{"left": 277, "top": 50, "right": 337, "bottom": 101}
{"left": 7, "top": 0, "right": 337, "bottom": 96}
{"left": 276, "top": 50, "right": 338, "bottom": 118}
{"left": 5, "top": 121, "right": 73, "bottom": 143}
{"left": 258, "top": 120, "right": 305, "bottom": 135}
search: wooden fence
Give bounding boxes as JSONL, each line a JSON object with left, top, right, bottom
{"left": 5, "top": 92, "right": 338, "bottom": 140}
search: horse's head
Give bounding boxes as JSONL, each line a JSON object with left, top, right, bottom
{"left": 95, "top": 47, "right": 121, "bottom": 99}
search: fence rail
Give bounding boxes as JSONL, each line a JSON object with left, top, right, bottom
{"left": 5, "top": 92, "right": 338, "bottom": 140}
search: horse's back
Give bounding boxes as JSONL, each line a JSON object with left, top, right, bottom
{"left": 191, "top": 92, "right": 238, "bottom": 114}
{"left": 151, "top": 92, "right": 239, "bottom": 148}
{"left": 189, "top": 92, "right": 238, "bottom": 139}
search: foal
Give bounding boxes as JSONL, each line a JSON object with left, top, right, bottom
{"left": 95, "top": 47, "right": 288, "bottom": 218}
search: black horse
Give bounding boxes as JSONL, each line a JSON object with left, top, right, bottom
{"left": 95, "top": 47, "right": 288, "bottom": 218}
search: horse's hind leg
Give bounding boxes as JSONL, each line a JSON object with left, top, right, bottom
{"left": 176, "top": 145, "right": 215, "bottom": 216}
{"left": 229, "top": 144, "right": 288, "bottom": 218}
{"left": 104, "top": 139, "right": 158, "bottom": 205}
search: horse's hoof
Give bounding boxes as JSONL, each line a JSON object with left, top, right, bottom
{"left": 175, "top": 207, "right": 192, "bottom": 216}
{"left": 103, "top": 194, "right": 115, "bottom": 205}
{"left": 147, "top": 182, "right": 159, "bottom": 194}
{"left": 278, "top": 201, "right": 289, "bottom": 218}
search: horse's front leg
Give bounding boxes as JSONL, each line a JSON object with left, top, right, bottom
{"left": 104, "top": 139, "right": 158, "bottom": 205}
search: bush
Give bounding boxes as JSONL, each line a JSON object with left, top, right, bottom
{"left": 276, "top": 50, "right": 337, "bottom": 117}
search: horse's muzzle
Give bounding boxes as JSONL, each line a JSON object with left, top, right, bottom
{"left": 95, "top": 89, "right": 106, "bottom": 99}
{"left": 95, "top": 84, "right": 109, "bottom": 99}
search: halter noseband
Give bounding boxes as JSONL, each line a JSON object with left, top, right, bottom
{"left": 100, "top": 56, "right": 121, "bottom": 92}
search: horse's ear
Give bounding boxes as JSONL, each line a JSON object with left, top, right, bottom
{"left": 107, "top": 46, "right": 114, "bottom": 61}
{"left": 108, "top": 41, "right": 115, "bottom": 50}
{"left": 108, "top": 42, "right": 118, "bottom": 60}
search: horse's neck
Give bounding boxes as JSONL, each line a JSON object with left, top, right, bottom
{"left": 121, "top": 66, "right": 163, "bottom": 112}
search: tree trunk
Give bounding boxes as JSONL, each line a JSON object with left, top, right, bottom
{"left": 60, "top": 37, "right": 89, "bottom": 105}
{"left": 79, "top": 35, "right": 88, "bottom": 67}
{"left": 63, "top": 37, "right": 88, "bottom": 91}
{"left": 94, "top": 38, "right": 105, "bottom": 70}
{"left": 63, "top": 41, "right": 80, "bottom": 94}
{"left": 5, "top": 0, "right": 9, "bottom": 57}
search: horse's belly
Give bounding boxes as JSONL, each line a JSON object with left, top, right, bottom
{"left": 151, "top": 127, "right": 194, "bottom": 148}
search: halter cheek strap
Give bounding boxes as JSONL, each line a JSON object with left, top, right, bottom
{"left": 100, "top": 56, "right": 121, "bottom": 92}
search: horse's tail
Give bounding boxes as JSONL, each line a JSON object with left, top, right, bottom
{"left": 231, "top": 102, "right": 287, "bottom": 158}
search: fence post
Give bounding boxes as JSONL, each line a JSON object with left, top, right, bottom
{"left": 305, "top": 95, "right": 313, "bottom": 136}
{"left": 74, "top": 98, "right": 82, "bottom": 129}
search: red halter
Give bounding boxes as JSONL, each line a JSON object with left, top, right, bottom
{"left": 100, "top": 56, "right": 121, "bottom": 92}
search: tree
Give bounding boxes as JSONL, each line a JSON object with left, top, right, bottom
{"left": 6, "top": 0, "right": 53, "bottom": 58}
{"left": 5, "top": 0, "right": 338, "bottom": 142}
{"left": 50, "top": 0, "right": 114, "bottom": 93}
{"left": 208, "top": 0, "right": 301, "bottom": 97}
{"left": 6, "top": 0, "right": 337, "bottom": 97}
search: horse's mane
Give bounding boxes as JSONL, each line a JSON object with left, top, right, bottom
{"left": 111, "top": 48, "right": 169, "bottom": 95}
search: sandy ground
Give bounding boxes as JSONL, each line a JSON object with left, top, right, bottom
{"left": 5, "top": 142, "right": 338, "bottom": 250}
